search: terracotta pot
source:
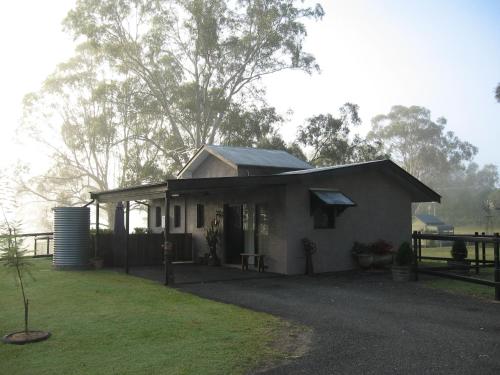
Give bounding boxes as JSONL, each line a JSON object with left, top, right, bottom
{"left": 392, "top": 265, "right": 411, "bottom": 282}
{"left": 357, "top": 254, "right": 373, "bottom": 269}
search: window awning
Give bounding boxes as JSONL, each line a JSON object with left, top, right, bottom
{"left": 310, "top": 189, "right": 356, "bottom": 206}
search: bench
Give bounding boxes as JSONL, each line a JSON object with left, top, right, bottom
{"left": 240, "top": 253, "right": 265, "bottom": 272}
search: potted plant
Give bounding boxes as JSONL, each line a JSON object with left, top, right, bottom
{"left": 351, "top": 242, "right": 373, "bottom": 269}
{"left": 1, "top": 220, "right": 51, "bottom": 344}
{"left": 371, "top": 239, "right": 394, "bottom": 268}
{"left": 302, "top": 238, "right": 317, "bottom": 275}
{"left": 392, "top": 242, "right": 413, "bottom": 281}
{"left": 448, "top": 240, "right": 470, "bottom": 274}
{"left": 205, "top": 210, "right": 223, "bottom": 266}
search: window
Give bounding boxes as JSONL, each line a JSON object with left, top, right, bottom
{"left": 309, "top": 190, "right": 355, "bottom": 229}
{"left": 313, "top": 206, "right": 336, "bottom": 229}
{"left": 155, "top": 206, "right": 162, "bottom": 227}
{"left": 196, "top": 204, "right": 204, "bottom": 228}
{"left": 174, "top": 205, "right": 181, "bottom": 227}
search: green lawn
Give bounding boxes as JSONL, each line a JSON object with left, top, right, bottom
{"left": 423, "top": 268, "right": 497, "bottom": 300}
{"left": 420, "top": 245, "right": 496, "bottom": 261}
{"left": 412, "top": 225, "right": 499, "bottom": 299}
{"left": 418, "top": 252, "right": 498, "bottom": 300}
{"left": 0, "top": 259, "right": 294, "bottom": 375}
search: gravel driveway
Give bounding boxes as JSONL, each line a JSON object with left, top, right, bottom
{"left": 179, "top": 271, "right": 500, "bottom": 374}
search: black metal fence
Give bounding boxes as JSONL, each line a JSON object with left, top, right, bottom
{"left": 412, "top": 231, "right": 500, "bottom": 300}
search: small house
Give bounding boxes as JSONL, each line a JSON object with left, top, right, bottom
{"left": 91, "top": 145, "right": 440, "bottom": 275}
{"left": 414, "top": 214, "right": 454, "bottom": 235}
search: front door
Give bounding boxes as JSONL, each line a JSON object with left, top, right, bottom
{"left": 224, "top": 204, "right": 244, "bottom": 264}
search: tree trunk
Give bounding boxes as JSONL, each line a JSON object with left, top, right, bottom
{"left": 24, "top": 299, "right": 29, "bottom": 333}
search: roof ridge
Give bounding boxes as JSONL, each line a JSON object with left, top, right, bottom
{"left": 207, "top": 144, "right": 293, "bottom": 153}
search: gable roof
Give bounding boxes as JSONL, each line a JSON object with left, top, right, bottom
{"left": 177, "top": 145, "right": 312, "bottom": 178}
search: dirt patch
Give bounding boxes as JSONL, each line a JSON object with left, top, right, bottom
{"left": 252, "top": 321, "right": 313, "bottom": 374}
{"left": 2, "top": 330, "right": 51, "bottom": 345}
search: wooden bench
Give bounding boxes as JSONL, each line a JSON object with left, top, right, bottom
{"left": 240, "top": 253, "right": 265, "bottom": 272}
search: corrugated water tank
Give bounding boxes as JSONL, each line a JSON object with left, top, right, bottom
{"left": 53, "top": 207, "right": 90, "bottom": 270}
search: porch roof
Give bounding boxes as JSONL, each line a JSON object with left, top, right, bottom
{"left": 90, "top": 159, "right": 441, "bottom": 203}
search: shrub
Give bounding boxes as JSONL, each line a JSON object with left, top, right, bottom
{"left": 451, "top": 240, "right": 468, "bottom": 261}
{"left": 394, "top": 242, "right": 413, "bottom": 266}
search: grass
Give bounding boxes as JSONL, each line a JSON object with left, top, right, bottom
{"left": 418, "top": 243, "right": 498, "bottom": 300}
{"left": 420, "top": 245, "right": 496, "bottom": 261}
{"left": 0, "top": 258, "right": 291, "bottom": 375}
{"left": 423, "top": 268, "right": 496, "bottom": 300}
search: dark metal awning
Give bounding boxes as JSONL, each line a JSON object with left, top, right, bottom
{"left": 310, "top": 189, "right": 356, "bottom": 206}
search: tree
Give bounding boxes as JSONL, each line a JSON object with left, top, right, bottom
{"left": 19, "top": 1, "right": 324, "bottom": 221}
{"left": 19, "top": 43, "right": 164, "bottom": 224}
{"left": 218, "top": 104, "right": 306, "bottom": 159}
{"left": 0, "top": 218, "right": 32, "bottom": 334}
{"left": 296, "top": 103, "right": 387, "bottom": 166}
{"left": 368, "top": 105, "right": 477, "bottom": 186}
{"left": 64, "top": 0, "right": 325, "bottom": 171}
{"left": 496, "top": 83, "right": 500, "bottom": 103}
{"left": 432, "top": 163, "right": 499, "bottom": 227}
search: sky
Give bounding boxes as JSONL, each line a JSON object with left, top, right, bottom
{"left": 0, "top": 0, "right": 499, "bottom": 176}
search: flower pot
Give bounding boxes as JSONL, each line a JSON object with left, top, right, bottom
{"left": 372, "top": 254, "right": 393, "bottom": 268}
{"left": 357, "top": 254, "right": 373, "bottom": 269}
{"left": 392, "top": 265, "right": 412, "bottom": 282}
{"left": 447, "top": 260, "right": 471, "bottom": 275}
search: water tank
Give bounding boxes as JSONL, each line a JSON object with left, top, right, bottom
{"left": 53, "top": 207, "right": 90, "bottom": 270}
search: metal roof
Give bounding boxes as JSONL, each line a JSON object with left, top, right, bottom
{"left": 415, "top": 214, "right": 445, "bottom": 226}
{"left": 177, "top": 145, "right": 312, "bottom": 177}
{"left": 279, "top": 160, "right": 384, "bottom": 175}
{"left": 91, "top": 159, "right": 441, "bottom": 204}
{"left": 205, "top": 145, "right": 312, "bottom": 169}
{"left": 310, "top": 189, "right": 356, "bottom": 206}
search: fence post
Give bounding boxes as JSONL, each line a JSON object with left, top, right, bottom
{"left": 34, "top": 237, "right": 37, "bottom": 257}
{"left": 46, "top": 237, "right": 50, "bottom": 255}
{"left": 413, "top": 231, "right": 419, "bottom": 281}
{"left": 494, "top": 233, "right": 500, "bottom": 301}
{"left": 482, "top": 232, "right": 486, "bottom": 266}
{"left": 474, "top": 232, "right": 479, "bottom": 275}
{"left": 418, "top": 231, "right": 422, "bottom": 261}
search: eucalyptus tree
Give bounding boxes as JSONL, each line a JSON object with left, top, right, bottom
{"left": 296, "top": 103, "right": 386, "bottom": 166}
{"left": 368, "top": 105, "right": 477, "bottom": 186}
{"left": 20, "top": 1, "right": 323, "bottom": 223}
{"left": 20, "top": 43, "right": 164, "bottom": 224}
{"left": 64, "top": 0, "right": 324, "bottom": 170}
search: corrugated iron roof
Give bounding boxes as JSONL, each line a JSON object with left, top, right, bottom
{"left": 206, "top": 145, "right": 312, "bottom": 169}
{"left": 415, "top": 214, "right": 445, "bottom": 225}
{"left": 279, "top": 160, "right": 384, "bottom": 175}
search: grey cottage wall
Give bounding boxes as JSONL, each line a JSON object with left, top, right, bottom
{"left": 285, "top": 168, "right": 412, "bottom": 274}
